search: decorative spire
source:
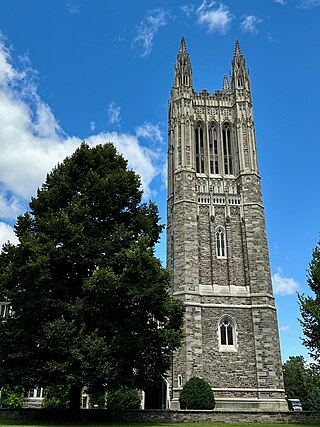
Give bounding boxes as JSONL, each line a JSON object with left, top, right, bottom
{"left": 179, "top": 36, "right": 187, "bottom": 54}
{"left": 234, "top": 40, "right": 242, "bottom": 57}
{"left": 223, "top": 74, "right": 229, "bottom": 91}
{"left": 232, "top": 40, "right": 246, "bottom": 73}
{"left": 174, "top": 37, "right": 192, "bottom": 88}
{"left": 231, "top": 40, "right": 250, "bottom": 94}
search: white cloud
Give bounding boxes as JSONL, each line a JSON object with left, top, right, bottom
{"left": 0, "top": 35, "right": 160, "bottom": 236}
{"left": 240, "top": 15, "right": 263, "bottom": 34}
{"left": 135, "top": 122, "right": 164, "bottom": 144}
{"left": 0, "top": 192, "right": 25, "bottom": 220}
{"left": 90, "top": 121, "right": 96, "bottom": 131}
{"left": 0, "top": 222, "right": 19, "bottom": 247}
{"left": 196, "top": 1, "right": 233, "bottom": 34}
{"left": 108, "top": 102, "right": 121, "bottom": 124}
{"left": 299, "top": 0, "right": 320, "bottom": 8}
{"left": 133, "top": 9, "right": 169, "bottom": 57}
{"left": 272, "top": 270, "right": 299, "bottom": 295}
{"left": 280, "top": 325, "right": 291, "bottom": 333}
{"left": 274, "top": 0, "right": 286, "bottom": 5}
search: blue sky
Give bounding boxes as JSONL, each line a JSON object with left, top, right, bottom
{"left": 0, "top": 0, "right": 319, "bottom": 363}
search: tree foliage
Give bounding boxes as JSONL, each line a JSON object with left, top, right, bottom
{"left": 0, "top": 387, "right": 24, "bottom": 409}
{"left": 42, "top": 385, "right": 70, "bottom": 409}
{"left": 179, "top": 377, "right": 215, "bottom": 410}
{"left": 299, "top": 240, "right": 320, "bottom": 362}
{"left": 283, "top": 355, "right": 320, "bottom": 411}
{"left": 0, "top": 143, "right": 184, "bottom": 410}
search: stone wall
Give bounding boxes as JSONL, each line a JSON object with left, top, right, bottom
{"left": 1, "top": 408, "right": 320, "bottom": 424}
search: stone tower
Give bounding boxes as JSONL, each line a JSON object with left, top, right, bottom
{"left": 167, "top": 38, "right": 287, "bottom": 411}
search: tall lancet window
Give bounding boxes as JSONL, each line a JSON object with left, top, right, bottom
{"left": 222, "top": 125, "right": 233, "bottom": 175}
{"left": 209, "top": 124, "right": 219, "bottom": 175}
{"left": 195, "top": 123, "right": 204, "bottom": 173}
{"left": 216, "top": 226, "right": 227, "bottom": 258}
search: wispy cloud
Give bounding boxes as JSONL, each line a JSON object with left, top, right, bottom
{"left": 280, "top": 325, "right": 291, "bottom": 333}
{"left": 272, "top": 269, "right": 299, "bottom": 295}
{"left": 133, "top": 9, "right": 169, "bottom": 57}
{"left": 196, "top": 1, "right": 233, "bottom": 34}
{"left": 89, "top": 121, "right": 96, "bottom": 131}
{"left": 108, "top": 102, "right": 121, "bottom": 124}
{"left": 135, "top": 122, "right": 164, "bottom": 144}
{"left": 299, "top": 0, "right": 320, "bottom": 8}
{"left": 274, "top": 0, "right": 287, "bottom": 5}
{"left": 180, "top": 4, "right": 195, "bottom": 17}
{"left": 0, "top": 35, "right": 161, "bottom": 248}
{"left": 240, "top": 15, "right": 263, "bottom": 34}
{"left": 66, "top": 0, "right": 80, "bottom": 15}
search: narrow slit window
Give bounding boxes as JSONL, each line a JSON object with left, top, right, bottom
{"left": 216, "top": 226, "right": 227, "bottom": 258}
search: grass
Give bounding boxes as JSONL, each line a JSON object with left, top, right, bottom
{"left": 0, "top": 422, "right": 317, "bottom": 427}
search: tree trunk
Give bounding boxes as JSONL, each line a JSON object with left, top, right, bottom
{"left": 69, "top": 384, "right": 82, "bottom": 418}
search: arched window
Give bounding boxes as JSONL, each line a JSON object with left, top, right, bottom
{"left": 195, "top": 123, "right": 204, "bottom": 173}
{"left": 184, "top": 74, "right": 189, "bottom": 85}
{"left": 216, "top": 226, "right": 227, "bottom": 258}
{"left": 208, "top": 124, "right": 219, "bottom": 175}
{"left": 219, "top": 316, "right": 236, "bottom": 350}
{"left": 237, "top": 75, "right": 243, "bottom": 88}
{"left": 222, "top": 124, "right": 233, "bottom": 175}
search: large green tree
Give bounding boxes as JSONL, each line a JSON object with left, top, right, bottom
{"left": 283, "top": 356, "right": 320, "bottom": 411}
{"left": 0, "top": 143, "right": 184, "bottom": 411}
{"left": 299, "top": 240, "right": 320, "bottom": 362}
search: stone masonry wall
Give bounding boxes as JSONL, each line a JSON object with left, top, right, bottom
{"left": 1, "top": 408, "right": 320, "bottom": 425}
{"left": 202, "top": 306, "right": 257, "bottom": 390}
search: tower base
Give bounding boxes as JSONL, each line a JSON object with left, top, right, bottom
{"left": 214, "top": 397, "right": 288, "bottom": 412}
{"left": 169, "top": 387, "right": 288, "bottom": 412}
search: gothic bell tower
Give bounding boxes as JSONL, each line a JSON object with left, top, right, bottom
{"left": 167, "top": 38, "right": 287, "bottom": 411}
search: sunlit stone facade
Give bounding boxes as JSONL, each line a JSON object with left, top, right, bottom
{"left": 166, "top": 38, "right": 287, "bottom": 411}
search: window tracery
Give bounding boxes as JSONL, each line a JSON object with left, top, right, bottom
{"left": 219, "top": 315, "right": 237, "bottom": 352}
{"left": 209, "top": 124, "right": 219, "bottom": 175}
{"left": 195, "top": 123, "right": 204, "bottom": 173}
{"left": 222, "top": 124, "right": 233, "bottom": 175}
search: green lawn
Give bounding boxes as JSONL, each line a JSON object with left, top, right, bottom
{"left": 0, "top": 422, "right": 317, "bottom": 427}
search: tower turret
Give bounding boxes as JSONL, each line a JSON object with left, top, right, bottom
{"left": 222, "top": 74, "right": 229, "bottom": 91}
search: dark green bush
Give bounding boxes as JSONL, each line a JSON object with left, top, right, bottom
{"left": 179, "top": 376, "right": 215, "bottom": 410}
{"left": 106, "top": 386, "right": 141, "bottom": 410}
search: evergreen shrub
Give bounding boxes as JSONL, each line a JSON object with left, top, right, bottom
{"left": 179, "top": 377, "right": 215, "bottom": 410}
